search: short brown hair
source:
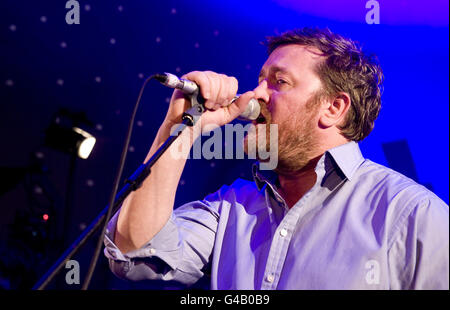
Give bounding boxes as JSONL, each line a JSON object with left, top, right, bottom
{"left": 265, "top": 27, "right": 384, "bottom": 141}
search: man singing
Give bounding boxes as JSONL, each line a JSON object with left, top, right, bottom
{"left": 103, "top": 28, "right": 449, "bottom": 289}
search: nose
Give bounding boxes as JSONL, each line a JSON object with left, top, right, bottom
{"left": 252, "top": 80, "right": 270, "bottom": 105}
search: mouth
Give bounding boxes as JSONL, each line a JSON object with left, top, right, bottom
{"left": 253, "top": 100, "right": 270, "bottom": 125}
{"left": 253, "top": 114, "right": 266, "bottom": 125}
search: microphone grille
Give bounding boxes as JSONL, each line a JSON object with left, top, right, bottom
{"left": 238, "top": 99, "right": 261, "bottom": 121}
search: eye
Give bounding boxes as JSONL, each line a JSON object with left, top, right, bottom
{"left": 276, "top": 79, "right": 287, "bottom": 85}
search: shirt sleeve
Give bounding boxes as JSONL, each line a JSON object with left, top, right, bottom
{"left": 387, "top": 193, "right": 449, "bottom": 289}
{"left": 103, "top": 195, "right": 221, "bottom": 286}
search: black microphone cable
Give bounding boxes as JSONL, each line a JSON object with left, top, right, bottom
{"left": 33, "top": 73, "right": 199, "bottom": 290}
{"left": 81, "top": 74, "right": 160, "bottom": 290}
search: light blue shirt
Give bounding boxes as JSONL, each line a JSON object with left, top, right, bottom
{"left": 104, "top": 141, "right": 449, "bottom": 289}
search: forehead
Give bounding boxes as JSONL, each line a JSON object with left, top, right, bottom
{"left": 260, "top": 44, "right": 324, "bottom": 77}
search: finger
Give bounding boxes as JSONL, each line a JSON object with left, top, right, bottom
{"left": 216, "top": 76, "right": 238, "bottom": 110}
{"left": 215, "top": 74, "right": 229, "bottom": 107}
{"left": 219, "top": 76, "right": 236, "bottom": 108}
{"left": 204, "top": 71, "right": 221, "bottom": 109}
{"left": 229, "top": 76, "right": 239, "bottom": 102}
{"left": 183, "top": 71, "right": 212, "bottom": 101}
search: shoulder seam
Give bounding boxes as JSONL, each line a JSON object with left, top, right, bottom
{"left": 387, "top": 195, "right": 431, "bottom": 250}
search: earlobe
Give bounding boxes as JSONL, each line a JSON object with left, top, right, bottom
{"left": 318, "top": 102, "right": 334, "bottom": 128}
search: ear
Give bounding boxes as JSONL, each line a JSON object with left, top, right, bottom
{"left": 318, "top": 92, "right": 351, "bottom": 128}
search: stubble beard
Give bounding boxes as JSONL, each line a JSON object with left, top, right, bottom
{"left": 243, "top": 95, "right": 321, "bottom": 173}
{"left": 274, "top": 110, "right": 319, "bottom": 174}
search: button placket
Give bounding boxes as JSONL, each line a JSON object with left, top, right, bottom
{"left": 261, "top": 220, "right": 294, "bottom": 289}
{"left": 266, "top": 274, "right": 275, "bottom": 283}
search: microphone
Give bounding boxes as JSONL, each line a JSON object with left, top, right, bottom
{"left": 154, "top": 72, "right": 261, "bottom": 121}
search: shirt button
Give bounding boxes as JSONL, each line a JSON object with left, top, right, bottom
{"left": 266, "top": 274, "right": 274, "bottom": 283}
{"left": 149, "top": 248, "right": 156, "bottom": 255}
{"left": 280, "top": 228, "right": 288, "bottom": 237}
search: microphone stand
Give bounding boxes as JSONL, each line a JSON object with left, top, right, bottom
{"left": 33, "top": 89, "right": 206, "bottom": 290}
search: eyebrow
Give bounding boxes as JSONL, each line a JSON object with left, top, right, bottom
{"left": 258, "top": 66, "right": 293, "bottom": 82}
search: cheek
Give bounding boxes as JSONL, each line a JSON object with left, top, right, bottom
{"left": 269, "top": 94, "right": 300, "bottom": 125}
{"left": 267, "top": 95, "right": 283, "bottom": 120}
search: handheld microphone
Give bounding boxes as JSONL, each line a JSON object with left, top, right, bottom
{"left": 154, "top": 72, "right": 261, "bottom": 121}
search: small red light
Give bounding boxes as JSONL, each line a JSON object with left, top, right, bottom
{"left": 43, "top": 214, "right": 49, "bottom": 221}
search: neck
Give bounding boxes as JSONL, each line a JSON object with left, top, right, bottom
{"left": 276, "top": 154, "right": 322, "bottom": 209}
{"left": 273, "top": 135, "right": 350, "bottom": 209}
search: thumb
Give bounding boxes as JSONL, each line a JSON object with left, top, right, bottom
{"left": 225, "top": 91, "right": 256, "bottom": 121}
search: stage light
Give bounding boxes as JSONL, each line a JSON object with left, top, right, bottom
{"left": 44, "top": 109, "right": 96, "bottom": 159}
{"left": 73, "top": 127, "right": 96, "bottom": 159}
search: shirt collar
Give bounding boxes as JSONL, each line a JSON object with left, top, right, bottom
{"left": 326, "top": 141, "right": 364, "bottom": 181}
{"left": 252, "top": 162, "right": 278, "bottom": 191}
{"left": 252, "top": 141, "right": 364, "bottom": 190}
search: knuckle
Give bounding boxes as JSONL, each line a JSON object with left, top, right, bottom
{"left": 228, "top": 76, "right": 238, "bottom": 89}
{"left": 182, "top": 70, "right": 199, "bottom": 79}
{"left": 204, "top": 70, "right": 217, "bottom": 77}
